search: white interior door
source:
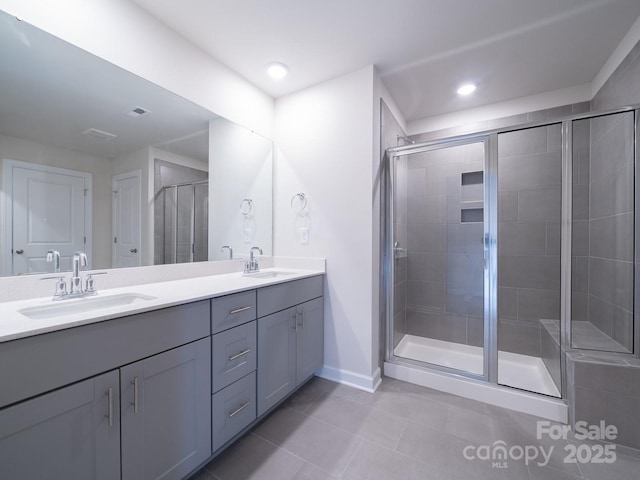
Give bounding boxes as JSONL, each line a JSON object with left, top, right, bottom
{"left": 112, "top": 171, "right": 141, "bottom": 268}
{"left": 3, "top": 160, "right": 91, "bottom": 275}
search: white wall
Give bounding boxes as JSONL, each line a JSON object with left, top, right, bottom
{"left": 0, "top": 0, "right": 274, "bottom": 138}
{"left": 0, "top": 133, "right": 112, "bottom": 271}
{"left": 274, "top": 66, "right": 380, "bottom": 390}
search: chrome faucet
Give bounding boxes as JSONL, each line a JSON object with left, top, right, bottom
{"left": 244, "top": 246, "right": 263, "bottom": 273}
{"left": 221, "top": 245, "right": 233, "bottom": 260}
{"left": 70, "top": 251, "right": 87, "bottom": 294}
{"left": 42, "top": 251, "right": 107, "bottom": 300}
{"left": 46, "top": 250, "right": 61, "bottom": 273}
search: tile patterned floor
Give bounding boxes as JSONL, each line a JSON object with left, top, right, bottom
{"left": 192, "top": 376, "right": 640, "bottom": 480}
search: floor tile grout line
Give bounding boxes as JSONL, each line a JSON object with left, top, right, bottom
{"left": 392, "top": 418, "right": 409, "bottom": 451}
{"left": 338, "top": 436, "right": 364, "bottom": 477}
{"left": 249, "top": 430, "right": 340, "bottom": 478}
{"left": 282, "top": 402, "right": 410, "bottom": 452}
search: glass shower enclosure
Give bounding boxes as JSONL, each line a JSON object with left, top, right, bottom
{"left": 385, "top": 107, "right": 638, "bottom": 400}
{"left": 161, "top": 181, "right": 209, "bottom": 264}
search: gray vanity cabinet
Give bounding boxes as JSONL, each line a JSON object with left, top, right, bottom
{"left": 0, "top": 370, "right": 121, "bottom": 480}
{"left": 257, "top": 276, "right": 324, "bottom": 416}
{"left": 120, "top": 337, "right": 211, "bottom": 480}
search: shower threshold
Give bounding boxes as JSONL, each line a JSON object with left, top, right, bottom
{"left": 394, "top": 334, "right": 560, "bottom": 397}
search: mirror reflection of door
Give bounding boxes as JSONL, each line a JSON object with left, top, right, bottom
{"left": 112, "top": 170, "right": 141, "bottom": 268}
{"left": 2, "top": 160, "right": 92, "bottom": 276}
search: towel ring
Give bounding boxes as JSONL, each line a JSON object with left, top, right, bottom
{"left": 291, "top": 193, "right": 307, "bottom": 214}
{"left": 240, "top": 198, "right": 253, "bottom": 216}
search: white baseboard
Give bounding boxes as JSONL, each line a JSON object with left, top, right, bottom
{"left": 317, "top": 365, "right": 382, "bottom": 393}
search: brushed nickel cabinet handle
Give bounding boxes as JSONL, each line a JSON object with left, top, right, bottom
{"left": 228, "top": 402, "right": 250, "bottom": 418}
{"left": 230, "top": 306, "right": 251, "bottom": 314}
{"left": 129, "top": 248, "right": 138, "bottom": 254}
{"left": 131, "top": 377, "right": 139, "bottom": 414}
{"left": 228, "top": 349, "right": 251, "bottom": 361}
{"left": 15, "top": 249, "right": 24, "bottom": 254}
{"left": 106, "top": 387, "right": 113, "bottom": 427}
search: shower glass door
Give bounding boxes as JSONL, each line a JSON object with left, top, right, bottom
{"left": 390, "top": 139, "right": 488, "bottom": 377}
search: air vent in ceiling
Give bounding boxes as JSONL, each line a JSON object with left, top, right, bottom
{"left": 125, "top": 106, "right": 151, "bottom": 117}
{"left": 82, "top": 128, "right": 117, "bottom": 141}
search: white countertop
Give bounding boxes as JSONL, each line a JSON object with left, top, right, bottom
{"left": 0, "top": 268, "right": 324, "bottom": 344}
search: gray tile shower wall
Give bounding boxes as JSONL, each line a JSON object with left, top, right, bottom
{"left": 567, "top": 353, "right": 640, "bottom": 451}
{"left": 404, "top": 142, "right": 485, "bottom": 347}
{"left": 588, "top": 113, "right": 634, "bottom": 351}
{"left": 592, "top": 37, "right": 640, "bottom": 111}
{"left": 497, "top": 125, "right": 562, "bottom": 357}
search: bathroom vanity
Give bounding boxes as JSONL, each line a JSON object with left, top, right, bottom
{"left": 0, "top": 268, "right": 324, "bottom": 480}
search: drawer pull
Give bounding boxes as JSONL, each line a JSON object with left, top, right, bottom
{"left": 228, "top": 402, "right": 250, "bottom": 418}
{"left": 228, "top": 349, "right": 251, "bottom": 361}
{"left": 230, "top": 306, "right": 251, "bottom": 314}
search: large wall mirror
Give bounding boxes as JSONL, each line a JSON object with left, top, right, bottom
{"left": 0, "top": 11, "right": 273, "bottom": 277}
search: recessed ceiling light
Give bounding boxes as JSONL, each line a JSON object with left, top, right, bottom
{"left": 457, "top": 83, "right": 476, "bottom": 96}
{"left": 266, "top": 62, "right": 288, "bottom": 80}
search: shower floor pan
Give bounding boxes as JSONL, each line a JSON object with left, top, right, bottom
{"left": 394, "top": 334, "right": 560, "bottom": 397}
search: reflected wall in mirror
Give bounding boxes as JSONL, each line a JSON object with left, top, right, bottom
{"left": 209, "top": 118, "right": 273, "bottom": 260}
{"left": 0, "top": 11, "right": 273, "bottom": 276}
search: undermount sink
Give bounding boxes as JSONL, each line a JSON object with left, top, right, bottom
{"left": 18, "top": 293, "right": 157, "bottom": 320}
{"left": 243, "top": 270, "right": 296, "bottom": 279}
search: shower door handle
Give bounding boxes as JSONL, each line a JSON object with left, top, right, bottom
{"left": 130, "top": 248, "right": 138, "bottom": 254}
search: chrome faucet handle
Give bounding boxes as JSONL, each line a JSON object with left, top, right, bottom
{"left": 85, "top": 271, "right": 108, "bottom": 294}
{"left": 41, "top": 275, "right": 68, "bottom": 299}
{"left": 46, "top": 250, "right": 61, "bottom": 273}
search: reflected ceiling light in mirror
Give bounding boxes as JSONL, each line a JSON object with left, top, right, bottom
{"left": 266, "top": 62, "right": 288, "bottom": 80}
{"left": 457, "top": 83, "right": 476, "bottom": 96}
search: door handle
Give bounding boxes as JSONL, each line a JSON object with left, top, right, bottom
{"left": 129, "top": 248, "right": 138, "bottom": 254}
{"left": 105, "top": 387, "right": 113, "bottom": 427}
{"left": 131, "top": 377, "right": 139, "bottom": 413}
{"left": 15, "top": 249, "right": 24, "bottom": 254}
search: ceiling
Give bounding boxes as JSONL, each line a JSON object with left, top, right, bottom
{"left": 132, "top": 0, "right": 640, "bottom": 122}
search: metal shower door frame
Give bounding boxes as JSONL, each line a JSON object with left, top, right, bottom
{"left": 384, "top": 134, "right": 496, "bottom": 384}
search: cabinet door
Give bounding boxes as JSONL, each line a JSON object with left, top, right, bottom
{"left": 296, "top": 297, "right": 324, "bottom": 384}
{"left": 0, "top": 370, "right": 120, "bottom": 480}
{"left": 257, "top": 307, "right": 296, "bottom": 416}
{"left": 120, "top": 338, "right": 211, "bottom": 480}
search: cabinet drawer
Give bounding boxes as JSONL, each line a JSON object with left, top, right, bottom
{"left": 212, "top": 372, "right": 256, "bottom": 453}
{"left": 212, "top": 321, "right": 256, "bottom": 393}
{"left": 211, "top": 290, "right": 256, "bottom": 334}
{"left": 257, "top": 275, "right": 323, "bottom": 317}
{"left": 0, "top": 300, "right": 210, "bottom": 409}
